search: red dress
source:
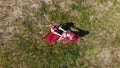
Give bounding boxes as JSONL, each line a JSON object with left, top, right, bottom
{"left": 44, "top": 24, "right": 61, "bottom": 43}
{"left": 44, "top": 31, "right": 60, "bottom": 43}
{"left": 44, "top": 24, "right": 79, "bottom": 43}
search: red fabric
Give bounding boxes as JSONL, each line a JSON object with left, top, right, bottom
{"left": 44, "top": 31, "right": 60, "bottom": 43}
{"left": 49, "top": 24, "right": 55, "bottom": 29}
{"left": 62, "top": 30, "right": 79, "bottom": 43}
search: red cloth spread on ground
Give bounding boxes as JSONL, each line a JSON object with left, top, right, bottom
{"left": 44, "top": 31, "right": 60, "bottom": 43}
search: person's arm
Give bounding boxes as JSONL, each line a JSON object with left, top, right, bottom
{"left": 58, "top": 27, "right": 66, "bottom": 32}
{"left": 51, "top": 29, "right": 62, "bottom": 36}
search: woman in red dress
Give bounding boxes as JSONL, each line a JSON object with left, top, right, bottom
{"left": 44, "top": 24, "right": 66, "bottom": 43}
{"left": 44, "top": 23, "right": 79, "bottom": 43}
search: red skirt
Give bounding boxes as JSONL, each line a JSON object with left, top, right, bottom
{"left": 44, "top": 31, "right": 60, "bottom": 43}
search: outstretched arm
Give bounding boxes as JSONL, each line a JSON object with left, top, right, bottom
{"left": 58, "top": 27, "right": 66, "bottom": 32}
{"left": 51, "top": 29, "right": 62, "bottom": 36}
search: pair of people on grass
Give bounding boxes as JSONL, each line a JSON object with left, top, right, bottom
{"left": 44, "top": 23, "right": 79, "bottom": 43}
{"left": 49, "top": 23, "right": 74, "bottom": 41}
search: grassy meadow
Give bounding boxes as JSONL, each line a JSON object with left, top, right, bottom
{"left": 0, "top": 0, "right": 120, "bottom": 68}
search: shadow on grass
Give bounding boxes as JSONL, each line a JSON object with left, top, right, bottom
{"left": 60, "top": 22, "right": 89, "bottom": 37}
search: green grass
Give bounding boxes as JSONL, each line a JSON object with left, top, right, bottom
{"left": 48, "top": 10, "right": 69, "bottom": 23}
{"left": 1, "top": 0, "right": 120, "bottom": 68}
{"left": 11, "top": 19, "right": 80, "bottom": 67}
{"left": 98, "top": 0, "right": 108, "bottom": 4}
{"left": 112, "top": 35, "right": 120, "bottom": 46}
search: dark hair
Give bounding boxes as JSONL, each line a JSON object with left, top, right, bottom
{"left": 55, "top": 24, "right": 60, "bottom": 29}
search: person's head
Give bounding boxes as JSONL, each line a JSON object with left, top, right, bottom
{"left": 55, "top": 24, "right": 59, "bottom": 29}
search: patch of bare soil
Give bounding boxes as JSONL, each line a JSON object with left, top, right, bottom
{"left": 96, "top": 47, "right": 120, "bottom": 67}
{"left": 0, "top": 0, "right": 42, "bottom": 44}
{"left": 83, "top": 0, "right": 113, "bottom": 21}
{"left": 0, "top": 0, "right": 41, "bottom": 67}
{"left": 82, "top": 0, "right": 113, "bottom": 11}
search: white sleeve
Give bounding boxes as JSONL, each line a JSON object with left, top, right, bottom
{"left": 58, "top": 27, "right": 66, "bottom": 32}
{"left": 51, "top": 29, "right": 61, "bottom": 36}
